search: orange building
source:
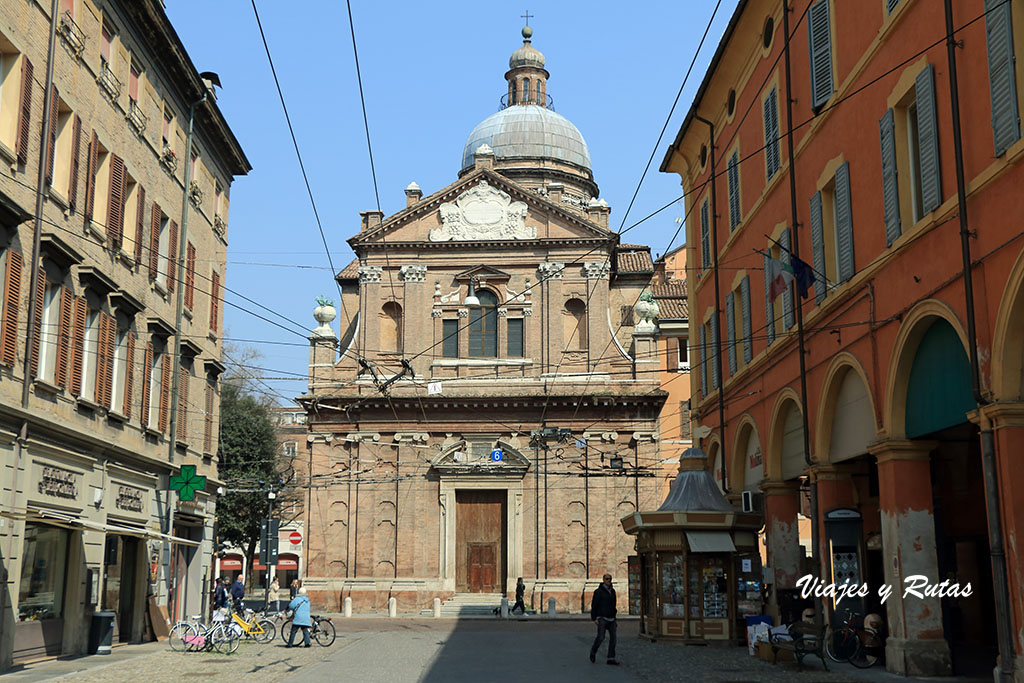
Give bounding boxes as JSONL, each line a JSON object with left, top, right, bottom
{"left": 662, "top": 0, "right": 1024, "bottom": 679}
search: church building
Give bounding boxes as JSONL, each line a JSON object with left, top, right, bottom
{"left": 298, "top": 27, "right": 670, "bottom": 613}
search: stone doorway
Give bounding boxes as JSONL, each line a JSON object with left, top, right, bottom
{"left": 455, "top": 490, "right": 506, "bottom": 592}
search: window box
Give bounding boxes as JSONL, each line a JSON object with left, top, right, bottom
{"left": 58, "top": 11, "right": 85, "bottom": 58}
{"left": 97, "top": 62, "right": 121, "bottom": 102}
{"left": 126, "top": 100, "right": 148, "bottom": 135}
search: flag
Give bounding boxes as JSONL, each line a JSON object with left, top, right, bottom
{"left": 791, "top": 256, "right": 815, "bottom": 299}
{"left": 767, "top": 256, "right": 794, "bottom": 301}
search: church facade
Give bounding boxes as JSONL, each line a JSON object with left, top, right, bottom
{"left": 297, "top": 28, "right": 670, "bottom": 612}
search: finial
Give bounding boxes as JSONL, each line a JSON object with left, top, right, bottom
{"left": 521, "top": 10, "right": 533, "bottom": 41}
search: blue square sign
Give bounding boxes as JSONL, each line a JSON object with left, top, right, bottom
{"left": 491, "top": 449, "right": 503, "bottom": 462}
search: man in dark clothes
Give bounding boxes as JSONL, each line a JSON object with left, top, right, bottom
{"left": 590, "top": 573, "right": 619, "bottom": 665}
{"left": 230, "top": 575, "right": 245, "bottom": 612}
{"left": 511, "top": 577, "right": 526, "bottom": 615}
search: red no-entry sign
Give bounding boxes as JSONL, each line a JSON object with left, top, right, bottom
{"left": 289, "top": 531, "right": 302, "bottom": 545}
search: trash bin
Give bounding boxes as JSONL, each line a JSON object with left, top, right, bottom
{"left": 89, "top": 611, "right": 116, "bottom": 655}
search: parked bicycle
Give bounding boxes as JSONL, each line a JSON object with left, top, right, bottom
{"left": 277, "top": 611, "right": 336, "bottom": 647}
{"left": 169, "top": 614, "right": 239, "bottom": 654}
{"left": 825, "top": 608, "right": 885, "bottom": 668}
{"left": 227, "top": 607, "right": 276, "bottom": 643}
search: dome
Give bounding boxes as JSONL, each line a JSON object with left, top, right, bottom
{"left": 509, "top": 26, "right": 545, "bottom": 69}
{"left": 461, "top": 105, "right": 591, "bottom": 172}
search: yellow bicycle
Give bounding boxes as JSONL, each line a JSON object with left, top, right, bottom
{"left": 228, "top": 608, "right": 276, "bottom": 644}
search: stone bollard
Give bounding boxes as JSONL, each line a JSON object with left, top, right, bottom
{"left": 500, "top": 597, "right": 509, "bottom": 618}
{"left": 388, "top": 596, "right": 397, "bottom": 618}
{"left": 343, "top": 596, "right": 352, "bottom": 618}
{"left": 433, "top": 597, "right": 441, "bottom": 618}
{"left": 547, "top": 597, "right": 556, "bottom": 617}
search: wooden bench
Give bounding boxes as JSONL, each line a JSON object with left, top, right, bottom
{"left": 769, "top": 620, "right": 828, "bottom": 671}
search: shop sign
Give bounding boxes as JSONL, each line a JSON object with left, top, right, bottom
{"left": 39, "top": 465, "right": 79, "bottom": 500}
{"left": 115, "top": 485, "right": 145, "bottom": 513}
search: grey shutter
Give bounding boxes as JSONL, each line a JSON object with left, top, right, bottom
{"left": 915, "top": 64, "right": 941, "bottom": 214}
{"left": 763, "top": 251, "right": 775, "bottom": 345}
{"left": 699, "top": 324, "right": 708, "bottom": 397}
{"left": 879, "top": 108, "right": 901, "bottom": 245}
{"left": 728, "top": 151, "right": 741, "bottom": 230}
{"left": 710, "top": 316, "right": 720, "bottom": 390}
{"left": 985, "top": 0, "right": 1020, "bottom": 156}
{"left": 887, "top": 0, "right": 900, "bottom": 12}
{"left": 834, "top": 161, "right": 855, "bottom": 282}
{"left": 764, "top": 86, "right": 780, "bottom": 178}
{"left": 809, "top": 190, "right": 827, "bottom": 303}
{"left": 808, "top": 0, "right": 834, "bottom": 109}
{"left": 781, "top": 228, "right": 794, "bottom": 330}
{"left": 726, "top": 292, "right": 737, "bottom": 374}
{"left": 741, "top": 275, "right": 753, "bottom": 363}
{"left": 701, "top": 200, "right": 711, "bottom": 270}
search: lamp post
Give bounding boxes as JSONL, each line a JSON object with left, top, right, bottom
{"left": 263, "top": 487, "right": 276, "bottom": 611}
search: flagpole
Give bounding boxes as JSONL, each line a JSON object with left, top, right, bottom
{"left": 782, "top": 0, "right": 823, "bottom": 631}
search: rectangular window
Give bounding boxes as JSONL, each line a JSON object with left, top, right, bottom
{"left": 184, "top": 242, "right": 195, "bottom": 310}
{"left": 100, "top": 23, "right": 112, "bottom": 65}
{"left": 90, "top": 141, "right": 110, "bottom": 236}
{"left": 156, "top": 216, "right": 169, "bottom": 289}
{"left": 677, "top": 336, "right": 689, "bottom": 369}
{"left": 442, "top": 319, "right": 458, "bottom": 358}
{"left": 727, "top": 150, "right": 741, "bottom": 230}
{"left": 699, "top": 325, "right": 708, "bottom": 398}
{"left": 709, "top": 316, "right": 720, "bottom": 390}
{"left": 110, "top": 324, "right": 127, "bottom": 413}
{"left": 148, "top": 341, "right": 163, "bottom": 428}
{"left": 209, "top": 270, "right": 220, "bottom": 333}
{"left": 740, "top": 275, "right": 753, "bottom": 363}
{"left": 726, "top": 291, "right": 737, "bottom": 375}
{"left": 122, "top": 176, "right": 139, "bottom": 256}
{"left": 162, "top": 108, "right": 172, "bottom": 148}
{"left": 985, "top": 0, "right": 1020, "bottom": 155}
{"left": 51, "top": 105, "right": 73, "bottom": 199}
{"left": 37, "top": 281, "right": 60, "bottom": 383}
{"left": 203, "top": 382, "right": 214, "bottom": 452}
{"left": 507, "top": 318, "right": 523, "bottom": 357}
{"left": 763, "top": 86, "right": 781, "bottom": 179}
{"left": 18, "top": 524, "right": 69, "bottom": 622}
{"left": 700, "top": 199, "right": 710, "bottom": 270}
{"left": 807, "top": 0, "right": 834, "bottom": 109}
{"left": 81, "top": 307, "right": 98, "bottom": 400}
{"left": 763, "top": 250, "right": 776, "bottom": 345}
{"left": 128, "top": 61, "right": 140, "bottom": 102}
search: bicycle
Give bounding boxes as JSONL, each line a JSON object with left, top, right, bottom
{"left": 825, "top": 608, "right": 885, "bottom": 668}
{"left": 227, "top": 607, "right": 276, "bottom": 643}
{"left": 278, "top": 612, "right": 336, "bottom": 647}
{"left": 170, "top": 614, "right": 239, "bottom": 654}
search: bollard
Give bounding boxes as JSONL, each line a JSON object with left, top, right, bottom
{"left": 388, "top": 596, "right": 397, "bottom": 618}
{"left": 433, "top": 597, "right": 441, "bottom": 618}
{"left": 343, "top": 596, "right": 352, "bottom": 618}
{"left": 547, "top": 597, "right": 556, "bottom": 617}
{"left": 500, "top": 597, "right": 509, "bottom": 618}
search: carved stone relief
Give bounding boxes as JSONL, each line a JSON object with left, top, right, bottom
{"left": 429, "top": 181, "right": 535, "bottom": 241}
{"left": 399, "top": 264, "right": 427, "bottom": 282}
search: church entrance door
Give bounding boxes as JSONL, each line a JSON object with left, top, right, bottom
{"left": 456, "top": 490, "right": 506, "bottom": 593}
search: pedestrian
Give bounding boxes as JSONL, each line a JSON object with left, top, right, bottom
{"left": 290, "top": 578, "right": 299, "bottom": 600}
{"left": 285, "top": 586, "right": 312, "bottom": 648}
{"left": 268, "top": 576, "right": 281, "bottom": 612}
{"left": 589, "top": 572, "right": 619, "bottom": 665}
{"left": 231, "top": 575, "right": 246, "bottom": 612}
{"left": 511, "top": 577, "right": 526, "bottom": 615}
{"left": 213, "top": 576, "right": 229, "bottom": 614}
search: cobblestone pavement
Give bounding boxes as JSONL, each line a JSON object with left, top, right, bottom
{"left": 8, "top": 617, "right": 988, "bottom": 683}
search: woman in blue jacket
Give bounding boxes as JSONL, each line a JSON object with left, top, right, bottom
{"left": 285, "top": 587, "right": 312, "bottom": 648}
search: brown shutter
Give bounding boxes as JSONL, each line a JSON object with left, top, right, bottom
{"left": 203, "top": 383, "right": 213, "bottom": 453}
{"left": 184, "top": 242, "right": 195, "bottom": 310}
{"left": 68, "top": 115, "right": 81, "bottom": 210}
{"left": 84, "top": 131, "right": 98, "bottom": 221}
{"left": 158, "top": 352, "right": 171, "bottom": 432}
{"left": 55, "top": 286, "right": 72, "bottom": 387}
{"left": 177, "top": 365, "right": 189, "bottom": 442}
{"left": 16, "top": 57, "right": 33, "bottom": 165}
{"left": 148, "top": 203, "right": 161, "bottom": 280}
{"left": 122, "top": 331, "right": 135, "bottom": 418}
{"left": 29, "top": 268, "right": 45, "bottom": 378}
{"left": 45, "top": 84, "right": 59, "bottom": 186}
{"left": 166, "top": 219, "right": 178, "bottom": 293}
{"left": 94, "top": 313, "right": 108, "bottom": 405}
{"left": 209, "top": 270, "right": 220, "bottom": 333}
{"left": 667, "top": 336, "right": 678, "bottom": 371}
{"left": 141, "top": 341, "right": 153, "bottom": 427}
{"left": 107, "top": 154, "right": 125, "bottom": 250}
{"left": 0, "top": 250, "right": 23, "bottom": 366}
{"left": 69, "top": 296, "right": 85, "bottom": 396}
{"left": 102, "top": 314, "right": 116, "bottom": 407}
{"left": 133, "top": 185, "right": 145, "bottom": 264}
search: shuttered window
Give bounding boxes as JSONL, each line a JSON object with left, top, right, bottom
{"left": 209, "top": 270, "right": 220, "bottom": 334}
{"left": 710, "top": 315, "right": 720, "bottom": 390}
{"left": 133, "top": 186, "right": 146, "bottom": 264}
{"left": 84, "top": 131, "right": 98, "bottom": 222}
{"left": 203, "top": 382, "right": 214, "bottom": 453}
{"left": 44, "top": 85, "right": 58, "bottom": 186}
{"left": 122, "top": 331, "right": 135, "bottom": 418}
{"left": 780, "top": 228, "right": 794, "bottom": 330}
{"left": 727, "top": 150, "right": 741, "bottom": 230}
{"left": 158, "top": 352, "right": 171, "bottom": 432}
{"left": 0, "top": 250, "right": 22, "bottom": 366}
{"left": 68, "top": 115, "right": 81, "bottom": 210}
{"left": 763, "top": 251, "right": 775, "bottom": 345}
{"left": 741, "top": 275, "right": 752, "bottom": 363}
{"left": 141, "top": 342, "right": 153, "bottom": 428}
{"left": 15, "top": 56, "right": 33, "bottom": 165}
{"left": 69, "top": 296, "right": 85, "bottom": 396}
{"left": 985, "top": 0, "right": 1020, "bottom": 156}
{"left": 700, "top": 199, "right": 711, "bottom": 270}
{"left": 177, "top": 362, "right": 189, "bottom": 442}
{"left": 886, "top": 0, "right": 900, "bottom": 13}
{"left": 166, "top": 220, "right": 178, "bottom": 293}
{"left": 725, "top": 292, "right": 737, "bottom": 375}
{"left": 442, "top": 319, "right": 459, "bottom": 358}
{"left": 879, "top": 108, "right": 901, "bottom": 245}
{"left": 507, "top": 318, "right": 524, "bottom": 357}
{"left": 699, "top": 325, "right": 708, "bottom": 398}
{"left": 914, "top": 65, "right": 941, "bottom": 215}
{"left": 834, "top": 161, "right": 855, "bottom": 283}
{"left": 148, "top": 203, "right": 162, "bottom": 280}
{"left": 810, "top": 190, "right": 827, "bottom": 303}
{"left": 807, "top": 0, "right": 834, "bottom": 109}
{"left": 184, "top": 242, "right": 196, "bottom": 310}
{"left": 55, "top": 286, "right": 72, "bottom": 388}
{"left": 107, "top": 154, "right": 126, "bottom": 250}
{"left": 764, "top": 86, "right": 780, "bottom": 179}
{"left": 667, "top": 337, "right": 679, "bottom": 371}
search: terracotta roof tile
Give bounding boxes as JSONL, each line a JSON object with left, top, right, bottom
{"left": 615, "top": 245, "right": 654, "bottom": 273}
{"left": 653, "top": 280, "right": 687, "bottom": 298}
{"left": 656, "top": 299, "right": 689, "bottom": 320}
{"left": 337, "top": 258, "right": 360, "bottom": 280}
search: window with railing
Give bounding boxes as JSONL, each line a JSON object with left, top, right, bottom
{"left": 97, "top": 61, "right": 121, "bottom": 101}
{"left": 58, "top": 10, "right": 84, "bottom": 56}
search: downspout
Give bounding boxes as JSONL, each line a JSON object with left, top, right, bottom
{"left": 943, "top": 1, "right": 1014, "bottom": 679}
{"left": 693, "top": 115, "right": 729, "bottom": 493}
{"left": 782, "top": 0, "right": 822, "bottom": 628}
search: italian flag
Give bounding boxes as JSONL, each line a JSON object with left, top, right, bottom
{"left": 767, "top": 256, "right": 794, "bottom": 302}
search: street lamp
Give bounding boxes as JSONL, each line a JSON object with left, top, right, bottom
{"left": 463, "top": 277, "right": 481, "bottom": 307}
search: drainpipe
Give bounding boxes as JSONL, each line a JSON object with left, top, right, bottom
{"left": 943, "top": 1, "right": 1014, "bottom": 679}
{"left": 782, "top": 0, "right": 822, "bottom": 629}
{"left": 693, "top": 115, "right": 728, "bottom": 494}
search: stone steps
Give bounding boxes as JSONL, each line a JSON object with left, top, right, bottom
{"left": 419, "top": 592, "right": 513, "bottom": 617}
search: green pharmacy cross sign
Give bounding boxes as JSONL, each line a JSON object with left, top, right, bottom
{"left": 169, "top": 465, "right": 206, "bottom": 502}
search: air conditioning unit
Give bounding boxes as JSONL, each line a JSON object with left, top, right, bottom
{"left": 742, "top": 491, "right": 764, "bottom": 514}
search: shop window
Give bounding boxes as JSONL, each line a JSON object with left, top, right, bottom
{"left": 18, "top": 524, "right": 69, "bottom": 622}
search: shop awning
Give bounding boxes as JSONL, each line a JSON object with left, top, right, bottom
{"left": 0, "top": 507, "right": 200, "bottom": 547}
{"left": 220, "top": 555, "right": 243, "bottom": 570}
{"left": 253, "top": 554, "right": 299, "bottom": 571}
{"left": 686, "top": 531, "right": 736, "bottom": 553}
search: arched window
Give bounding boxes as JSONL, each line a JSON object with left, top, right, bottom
{"left": 564, "top": 298, "right": 587, "bottom": 350}
{"left": 536, "top": 80, "right": 542, "bottom": 104}
{"left": 468, "top": 290, "right": 498, "bottom": 357}
{"left": 522, "top": 78, "right": 530, "bottom": 103}
{"left": 510, "top": 81, "right": 517, "bottom": 106}
{"left": 380, "top": 301, "right": 402, "bottom": 353}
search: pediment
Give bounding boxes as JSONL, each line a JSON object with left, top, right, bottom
{"left": 431, "top": 439, "right": 531, "bottom": 476}
{"left": 453, "top": 265, "right": 511, "bottom": 282}
{"left": 349, "top": 170, "right": 614, "bottom": 248}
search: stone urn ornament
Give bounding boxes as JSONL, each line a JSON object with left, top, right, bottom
{"left": 634, "top": 291, "right": 660, "bottom": 335}
{"left": 313, "top": 296, "right": 336, "bottom": 338}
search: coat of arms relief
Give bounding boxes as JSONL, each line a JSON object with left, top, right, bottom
{"left": 429, "top": 181, "right": 536, "bottom": 241}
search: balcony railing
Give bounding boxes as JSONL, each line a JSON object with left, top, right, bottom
{"left": 126, "top": 99, "right": 148, "bottom": 135}
{"left": 97, "top": 61, "right": 121, "bottom": 102}
{"left": 499, "top": 93, "right": 555, "bottom": 111}
{"left": 58, "top": 11, "right": 85, "bottom": 57}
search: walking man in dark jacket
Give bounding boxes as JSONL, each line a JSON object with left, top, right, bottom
{"left": 230, "top": 576, "right": 245, "bottom": 612}
{"left": 511, "top": 578, "right": 526, "bottom": 615}
{"left": 590, "top": 573, "right": 619, "bottom": 665}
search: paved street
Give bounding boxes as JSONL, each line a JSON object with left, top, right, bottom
{"left": 5, "top": 617, "right": 989, "bottom": 683}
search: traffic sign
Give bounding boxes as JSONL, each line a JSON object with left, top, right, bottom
{"left": 491, "top": 449, "right": 503, "bottom": 462}
{"left": 289, "top": 531, "right": 302, "bottom": 545}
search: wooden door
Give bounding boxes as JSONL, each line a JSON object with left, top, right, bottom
{"left": 455, "top": 490, "right": 506, "bottom": 592}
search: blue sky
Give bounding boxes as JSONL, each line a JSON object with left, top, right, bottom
{"left": 163, "top": 1, "right": 735, "bottom": 404}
